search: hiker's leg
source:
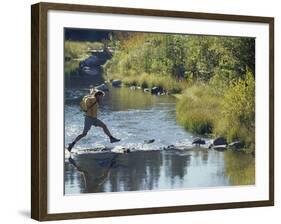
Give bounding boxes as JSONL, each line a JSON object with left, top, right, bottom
{"left": 67, "top": 132, "right": 87, "bottom": 152}
{"left": 74, "top": 116, "right": 92, "bottom": 143}
{"left": 96, "top": 120, "right": 112, "bottom": 138}
{"left": 68, "top": 117, "right": 91, "bottom": 151}
{"left": 73, "top": 132, "right": 87, "bottom": 144}
{"left": 94, "top": 119, "right": 120, "bottom": 143}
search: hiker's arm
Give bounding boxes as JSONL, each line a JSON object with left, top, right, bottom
{"left": 86, "top": 97, "right": 96, "bottom": 107}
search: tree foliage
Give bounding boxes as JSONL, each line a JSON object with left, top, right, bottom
{"left": 107, "top": 32, "right": 255, "bottom": 88}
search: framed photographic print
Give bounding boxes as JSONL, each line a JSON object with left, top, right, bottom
{"left": 31, "top": 2, "right": 274, "bottom": 221}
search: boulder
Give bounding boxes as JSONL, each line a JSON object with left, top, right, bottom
{"left": 151, "top": 86, "right": 163, "bottom": 95}
{"left": 192, "top": 138, "right": 206, "bottom": 146}
{"left": 112, "top": 79, "right": 122, "bottom": 87}
{"left": 213, "top": 137, "right": 227, "bottom": 146}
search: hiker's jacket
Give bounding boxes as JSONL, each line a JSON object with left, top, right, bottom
{"left": 86, "top": 97, "right": 98, "bottom": 118}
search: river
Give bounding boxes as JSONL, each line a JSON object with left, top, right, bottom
{"left": 64, "top": 75, "right": 255, "bottom": 194}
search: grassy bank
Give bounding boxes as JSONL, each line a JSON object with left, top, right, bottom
{"left": 176, "top": 71, "right": 255, "bottom": 152}
{"left": 176, "top": 84, "right": 222, "bottom": 135}
{"left": 105, "top": 72, "right": 188, "bottom": 93}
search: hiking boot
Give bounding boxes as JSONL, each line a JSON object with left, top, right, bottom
{"left": 67, "top": 142, "right": 75, "bottom": 152}
{"left": 110, "top": 136, "right": 120, "bottom": 143}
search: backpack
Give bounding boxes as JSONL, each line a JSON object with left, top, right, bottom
{"left": 80, "top": 95, "right": 96, "bottom": 112}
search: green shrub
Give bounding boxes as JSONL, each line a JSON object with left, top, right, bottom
{"left": 216, "top": 69, "right": 255, "bottom": 151}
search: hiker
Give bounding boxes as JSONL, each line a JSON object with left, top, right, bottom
{"left": 67, "top": 89, "right": 120, "bottom": 152}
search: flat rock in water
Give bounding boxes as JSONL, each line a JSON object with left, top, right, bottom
{"left": 111, "top": 146, "right": 131, "bottom": 153}
{"left": 66, "top": 142, "right": 210, "bottom": 157}
{"left": 72, "top": 146, "right": 132, "bottom": 154}
{"left": 213, "top": 145, "right": 227, "bottom": 151}
{"left": 163, "top": 144, "right": 194, "bottom": 151}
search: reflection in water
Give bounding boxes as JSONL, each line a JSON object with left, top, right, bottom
{"left": 224, "top": 151, "right": 255, "bottom": 185}
{"left": 64, "top": 149, "right": 245, "bottom": 194}
{"left": 102, "top": 86, "right": 158, "bottom": 111}
{"left": 67, "top": 154, "right": 121, "bottom": 193}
